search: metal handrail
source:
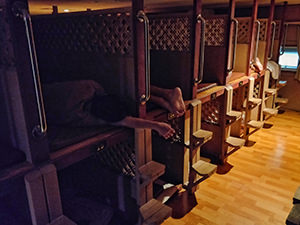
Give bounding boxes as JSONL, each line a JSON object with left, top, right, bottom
{"left": 13, "top": 2, "right": 47, "bottom": 137}
{"left": 195, "top": 14, "right": 206, "bottom": 84}
{"left": 268, "top": 21, "right": 276, "bottom": 60}
{"left": 228, "top": 18, "right": 238, "bottom": 73}
{"left": 137, "top": 10, "right": 150, "bottom": 104}
{"left": 254, "top": 20, "right": 261, "bottom": 63}
{"left": 280, "top": 23, "right": 288, "bottom": 55}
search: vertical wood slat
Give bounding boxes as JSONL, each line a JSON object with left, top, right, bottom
{"left": 40, "top": 164, "right": 63, "bottom": 222}
{"left": 132, "top": 0, "right": 146, "bottom": 118}
{"left": 24, "top": 170, "right": 49, "bottom": 225}
{"left": 135, "top": 128, "right": 146, "bottom": 205}
{"left": 144, "top": 129, "right": 153, "bottom": 202}
{"left": 192, "top": 0, "right": 202, "bottom": 98}
{"left": 247, "top": 0, "right": 259, "bottom": 76}
{"left": 263, "top": 0, "right": 275, "bottom": 69}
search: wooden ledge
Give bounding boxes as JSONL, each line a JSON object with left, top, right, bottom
{"left": 192, "top": 160, "right": 217, "bottom": 177}
{"left": 140, "top": 199, "right": 172, "bottom": 225}
{"left": 226, "top": 136, "right": 245, "bottom": 148}
{"left": 275, "top": 97, "right": 288, "bottom": 105}
{"left": 192, "top": 129, "right": 213, "bottom": 147}
{"left": 248, "top": 98, "right": 262, "bottom": 106}
{"left": 247, "top": 120, "right": 264, "bottom": 129}
{"left": 139, "top": 161, "right": 165, "bottom": 186}
{"left": 263, "top": 108, "right": 278, "bottom": 116}
{"left": 265, "top": 88, "right": 277, "bottom": 96}
{"left": 196, "top": 86, "right": 225, "bottom": 104}
{"left": 226, "top": 110, "right": 242, "bottom": 121}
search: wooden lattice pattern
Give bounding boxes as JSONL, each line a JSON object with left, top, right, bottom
{"left": 205, "top": 17, "right": 226, "bottom": 46}
{"left": 258, "top": 19, "right": 268, "bottom": 41}
{"left": 201, "top": 99, "right": 221, "bottom": 125}
{"left": 95, "top": 139, "right": 136, "bottom": 177}
{"left": 33, "top": 12, "right": 132, "bottom": 55}
{"left": 237, "top": 17, "right": 251, "bottom": 44}
{"left": 149, "top": 16, "right": 192, "bottom": 51}
{"left": 253, "top": 82, "right": 260, "bottom": 98}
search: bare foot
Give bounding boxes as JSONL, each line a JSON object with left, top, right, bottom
{"left": 167, "top": 87, "right": 186, "bottom": 117}
{"left": 154, "top": 122, "right": 175, "bottom": 139}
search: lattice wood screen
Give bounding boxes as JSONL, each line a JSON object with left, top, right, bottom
{"left": 258, "top": 19, "right": 268, "bottom": 41}
{"left": 237, "top": 17, "right": 251, "bottom": 44}
{"left": 149, "top": 15, "right": 192, "bottom": 51}
{"left": 205, "top": 17, "right": 226, "bottom": 46}
{"left": 201, "top": 98, "right": 221, "bottom": 125}
{"left": 33, "top": 12, "right": 132, "bottom": 55}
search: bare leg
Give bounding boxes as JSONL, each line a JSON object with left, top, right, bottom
{"left": 150, "top": 85, "right": 186, "bottom": 117}
{"left": 113, "top": 116, "right": 175, "bottom": 139}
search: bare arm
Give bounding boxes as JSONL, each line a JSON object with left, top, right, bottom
{"left": 112, "top": 116, "right": 175, "bottom": 139}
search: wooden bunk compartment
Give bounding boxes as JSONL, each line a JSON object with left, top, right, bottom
{"left": 1, "top": 0, "right": 172, "bottom": 224}
{"left": 145, "top": 0, "right": 217, "bottom": 191}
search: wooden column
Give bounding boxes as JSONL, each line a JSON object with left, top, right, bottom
{"left": 264, "top": 0, "right": 275, "bottom": 69}
{"left": 192, "top": 0, "right": 202, "bottom": 98}
{"left": 247, "top": 0, "right": 259, "bottom": 76}
{"left": 0, "top": 0, "right": 49, "bottom": 164}
{"left": 132, "top": 0, "right": 146, "bottom": 118}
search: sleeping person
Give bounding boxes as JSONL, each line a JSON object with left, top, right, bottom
{"left": 43, "top": 80, "right": 185, "bottom": 139}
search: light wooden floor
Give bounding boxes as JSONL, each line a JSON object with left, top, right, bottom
{"left": 163, "top": 110, "right": 300, "bottom": 225}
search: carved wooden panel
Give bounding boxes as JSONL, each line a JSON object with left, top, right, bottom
{"left": 33, "top": 12, "right": 132, "bottom": 55}
{"left": 258, "top": 19, "right": 268, "bottom": 41}
{"left": 149, "top": 15, "right": 192, "bottom": 51}
{"left": 253, "top": 82, "right": 261, "bottom": 98}
{"left": 237, "top": 17, "right": 251, "bottom": 44}
{"left": 205, "top": 17, "right": 226, "bottom": 46}
{"left": 201, "top": 98, "right": 221, "bottom": 125}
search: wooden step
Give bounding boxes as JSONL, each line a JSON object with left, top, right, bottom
{"left": 278, "top": 80, "right": 287, "bottom": 88}
{"left": 265, "top": 88, "right": 277, "bottom": 96}
{"left": 293, "top": 186, "right": 300, "bottom": 204}
{"left": 276, "top": 97, "right": 288, "bottom": 105}
{"left": 263, "top": 108, "right": 278, "bottom": 116}
{"left": 247, "top": 120, "right": 264, "bottom": 129}
{"left": 139, "top": 161, "right": 165, "bottom": 185}
{"left": 248, "top": 98, "right": 262, "bottom": 105}
{"left": 226, "top": 136, "right": 245, "bottom": 148}
{"left": 286, "top": 204, "right": 300, "bottom": 225}
{"left": 140, "top": 199, "right": 172, "bottom": 225}
{"left": 47, "top": 215, "right": 77, "bottom": 225}
{"left": 155, "top": 180, "right": 181, "bottom": 204}
{"left": 192, "top": 129, "right": 213, "bottom": 147}
{"left": 192, "top": 160, "right": 217, "bottom": 177}
{"left": 226, "top": 110, "right": 242, "bottom": 120}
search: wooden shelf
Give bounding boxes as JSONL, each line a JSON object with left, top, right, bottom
{"left": 139, "top": 161, "right": 165, "bottom": 185}
{"left": 226, "top": 137, "right": 245, "bottom": 148}
{"left": 247, "top": 120, "right": 264, "bottom": 129}
{"left": 248, "top": 98, "right": 262, "bottom": 105}
{"left": 140, "top": 199, "right": 172, "bottom": 225}
{"left": 275, "top": 97, "right": 288, "bottom": 105}
{"left": 196, "top": 86, "right": 225, "bottom": 104}
{"left": 263, "top": 108, "right": 278, "bottom": 116}
{"left": 265, "top": 88, "right": 277, "bottom": 96}
{"left": 192, "top": 160, "right": 217, "bottom": 177}
{"left": 192, "top": 129, "right": 213, "bottom": 147}
{"left": 226, "top": 110, "right": 242, "bottom": 121}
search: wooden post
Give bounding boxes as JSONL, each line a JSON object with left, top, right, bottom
{"left": 264, "top": 0, "right": 275, "bottom": 69}
{"left": 247, "top": 0, "right": 259, "bottom": 76}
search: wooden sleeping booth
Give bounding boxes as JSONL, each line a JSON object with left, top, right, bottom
{"left": 0, "top": 0, "right": 172, "bottom": 224}
{"left": 145, "top": 0, "right": 219, "bottom": 192}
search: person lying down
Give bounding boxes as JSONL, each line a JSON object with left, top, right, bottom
{"left": 43, "top": 80, "right": 186, "bottom": 139}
